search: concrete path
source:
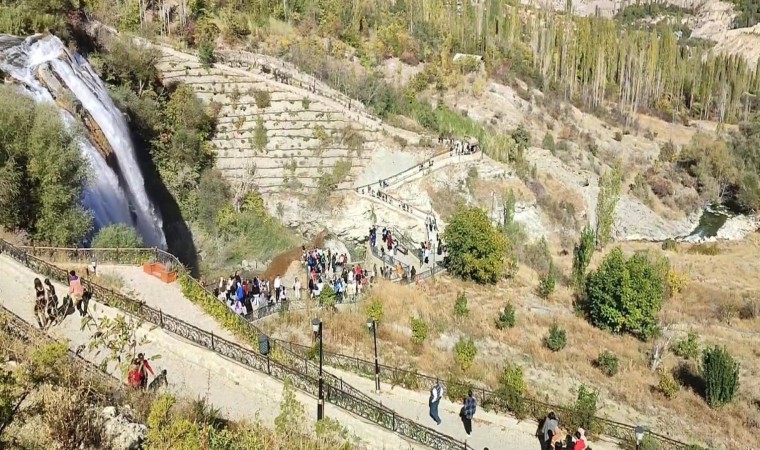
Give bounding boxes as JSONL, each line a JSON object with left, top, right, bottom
{"left": 97, "top": 264, "right": 623, "bottom": 450}
{"left": 0, "top": 255, "right": 423, "bottom": 450}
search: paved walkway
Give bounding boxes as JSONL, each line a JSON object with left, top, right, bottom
{"left": 0, "top": 255, "right": 424, "bottom": 450}
{"left": 97, "top": 264, "right": 622, "bottom": 450}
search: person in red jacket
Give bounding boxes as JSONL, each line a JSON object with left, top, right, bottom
{"left": 137, "top": 353, "right": 155, "bottom": 389}
{"left": 573, "top": 428, "right": 588, "bottom": 450}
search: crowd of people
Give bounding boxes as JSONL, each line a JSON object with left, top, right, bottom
{"left": 214, "top": 273, "right": 289, "bottom": 315}
{"left": 304, "top": 245, "right": 370, "bottom": 303}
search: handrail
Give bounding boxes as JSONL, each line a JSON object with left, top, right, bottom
{"left": 2, "top": 241, "right": 472, "bottom": 450}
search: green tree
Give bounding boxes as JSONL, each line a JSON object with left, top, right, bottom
{"left": 537, "top": 265, "right": 556, "bottom": 300}
{"left": 198, "top": 40, "right": 215, "bottom": 67}
{"left": 0, "top": 87, "right": 92, "bottom": 245}
{"left": 511, "top": 125, "right": 530, "bottom": 151}
{"left": 454, "top": 292, "right": 469, "bottom": 318}
{"left": 584, "top": 248, "right": 665, "bottom": 340}
{"left": 542, "top": 132, "right": 555, "bottom": 153}
{"left": 702, "top": 346, "right": 740, "bottom": 408}
{"left": 91, "top": 224, "right": 144, "bottom": 248}
{"left": 595, "top": 165, "right": 622, "bottom": 248}
{"left": 444, "top": 207, "right": 509, "bottom": 284}
{"left": 495, "top": 303, "right": 516, "bottom": 330}
{"left": 544, "top": 322, "right": 567, "bottom": 351}
{"left": 453, "top": 337, "right": 477, "bottom": 371}
{"left": 502, "top": 188, "right": 516, "bottom": 231}
{"left": 572, "top": 225, "right": 596, "bottom": 290}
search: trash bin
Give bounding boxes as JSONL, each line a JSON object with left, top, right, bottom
{"left": 258, "top": 334, "right": 270, "bottom": 356}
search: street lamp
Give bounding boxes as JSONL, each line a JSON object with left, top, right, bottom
{"left": 312, "top": 318, "right": 324, "bottom": 421}
{"left": 634, "top": 425, "right": 646, "bottom": 450}
{"left": 366, "top": 318, "right": 380, "bottom": 391}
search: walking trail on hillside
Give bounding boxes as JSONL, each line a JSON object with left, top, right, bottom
{"left": 98, "top": 264, "right": 623, "bottom": 450}
{"left": 0, "top": 255, "right": 427, "bottom": 450}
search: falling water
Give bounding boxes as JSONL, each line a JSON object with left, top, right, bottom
{"left": 0, "top": 34, "right": 166, "bottom": 248}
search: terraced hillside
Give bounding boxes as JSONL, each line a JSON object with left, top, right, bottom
{"left": 154, "top": 45, "right": 422, "bottom": 194}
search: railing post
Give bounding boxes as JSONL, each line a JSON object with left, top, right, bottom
{"left": 392, "top": 411, "right": 396, "bottom": 430}
{"left": 211, "top": 332, "right": 215, "bottom": 350}
{"left": 159, "top": 309, "right": 164, "bottom": 328}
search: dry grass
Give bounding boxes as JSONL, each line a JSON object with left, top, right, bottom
{"left": 263, "top": 237, "right": 760, "bottom": 449}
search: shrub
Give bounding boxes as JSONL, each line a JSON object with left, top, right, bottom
{"left": 740, "top": 295, "right": 760, "bottom": 319}
{"left": 511, "top": 125, "right": 531, "bottom": 150}
{"left": 366, "top": 296, "right": 384, "bottom": 322}
{"left": 584, "top": 248, "right": 665, "bottom": 340}
{"left": 659, "top": 140, "right": 677, "bottom": 162}
{"left": 453, "top": 337, "right": 478, "bottom": 371}
{"left": 567, "top": 385, "right": 599, "bottom": 435}
{"left": 493, "top": 362, "right": 528, "bottom": 418}
{"left": 595, "top": 165, "right": 622, "bottom": 248}
{"left": 198, "top": 40, "right": 215, "bottom": 67}
{"left": 302, "top": 97, "right": 311, "bottom": 109}
{"left": 688, "top": 243, "right": 719, "bottom": 255}
{"left": 254, "top": 89, "right": 271, "bottom": 109}
{"left": 595, "top": 351, "right": 620, "bottom": 377}
{"left": 254, "top": 116, "right": 268, "bottom": 152}
{"left": 572, "top": 225, "right": 596, "bottom": 290}
{"left": 613, "top": 130, "right": 623, "bottom": 141}
{"left": 702, "top": 346, "right": 740, "bottom": 408}
{"left": 542, "top": 132, "right": 555, "bottom": 153}
{"left": 91, "top": 224, "right": 144, "bottom": 248}
{"left": 658, "top": 372, "right": 680, "bottom": 400}
{"left": 318, "top": 285, "right": 337, "bottom": 311}
{"left": 444, "top": 374, "right": 472, "bottom": 402}
{"left": 661, "top": 239, "right": 677, "bottom": 251}
{"left": 410, "top": 317, "right": 428, "bottom": 345}
{"left": 543, "top": 322, "right": 567, "bottom": 352}
{"left": 537, "top": 266, "right": 556, "bottom": 300}
{"left": 672, "top": 331, "right": 700, "bottom": 360}
{"left": 443, "top": 207, "right": 510, "bottom": 284}
{"left": 495, "top": 303, "right": 516, "bottom": 330}
{"left": 454, "top": 292, "right": 469, "bottom": 318}
{"left": 666, "top": 269, "right": 688, "bottom": 297}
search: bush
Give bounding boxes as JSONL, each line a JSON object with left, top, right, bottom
{"left": 443, "top": 207, "right": 510, "bottom": 284}
{"left": 584, "top": 248, "right": 665, "bottom": 340}
{"left": 410, "top": 317, "right": 428, "bottom": 345}
{"left": 444, "top": 374, "right": 472, "bottom": 403}
{"left": 661, "top": 239, "right": 677, "bottom": 251}
{"left": 254, "top": 90, "right": 271, "bottom": 109}
{"left": 672, "top": 331, "right": 700, "bottom": 360}
{"left": 91, "top": 224, "right": 144, "bottom": 248}
{"left": 572, "top": 225, "right": 596, "bottom": 290}
{"left": 454, "top": 292, "right": 469, "bottom": 318}
{"left": 318, "top": 285, "right": 337, "bottom": 311}
{"left": 702, "top": 346, "right": 740, "bottom": 408}
{"left": 198, "top": 40, "right": 215, "bottom": 67}
{"left": 567, "top": 385, "right": 599, "bottom": 435}
{"left": 688, "top": 243, "right": 719, "bottom": 255}
{"left": 613, "top": 130, "right": 623, "bottom": 141}
{"left": 493, "top": 362, "right": 528, "bottom": 418}
{"left": 659, "top": 140, "right": 677, "bottom": 162}
{"left": 537, "top": 266, "right": 556, "bottom": 300}
{"left": 543, "top": 322, "right": 567, "bottom": 352}
{"left": 666, "top": 269, "right": 688, "bottom": 297}
{"left": 542, "top": 132, "right": 555, "bottom": 153}
{"left": 658, "top": 372, "right": 680, "bottom": 400}
{"left": 495, "top": 303, "right": 516, "bottom": 330}
{"left": 595, "top": 351, "right": 619, "bottom": 377}
{"left": 366, "top": 296, "right": 384, "bottom": 322}
{"left": 453, "top": 337, "right": 478, "bottom": 371}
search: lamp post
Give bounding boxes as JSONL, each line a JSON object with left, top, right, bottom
{"left": 312, "top": 318, "right": 324, "bottom": 420}
{"left": 634, "top": 425, "right": 646, "bottom": 450}
{"left": 366, "top": 318, "right": 380, "bottom": 391}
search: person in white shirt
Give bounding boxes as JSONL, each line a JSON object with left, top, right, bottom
{"left": 274, "top": 275, "right": 282, "bottom": 302}
{"left": 429, "top": 380, "right": 444, "bottom": 425}
{"left": 294, "top": 277, "right": 301, "bottom": 300}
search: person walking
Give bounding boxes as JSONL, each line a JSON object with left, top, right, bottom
{"left": 274, "top": 275, "right": 282, "bottom": 302}
{"left": 429, "top": 380, "right": 444, "bottom": 425}
{"left": 68, "top": 270, "right": 86, "bottom": 317}
{"left": 33, "top": 278, "right": 47, "bottom": 329}
{"left": 44, "top": 279, "right": 58, "bottom": 324}
{"left": 541, "top": 411, "right": 560, "bottom": 450}
{"left": 137, "top": 353, "right": 155, "bottom": 389}
{"left": 461, "top": 390, "right": 477, "bottom": 436}
{"left": 294, "top": 277, "right": 301, "bottom": 300}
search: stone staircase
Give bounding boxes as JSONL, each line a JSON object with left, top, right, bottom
{"left": 153, "top": 46, "right": 419, "bottom": 194}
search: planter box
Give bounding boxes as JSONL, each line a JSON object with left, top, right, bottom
{"left": 142, "top": 262, "right": 177, "bottom": 284}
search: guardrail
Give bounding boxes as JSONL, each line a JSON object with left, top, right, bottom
{"left": 3, "top": 242, "right": 473, "bottom": 450}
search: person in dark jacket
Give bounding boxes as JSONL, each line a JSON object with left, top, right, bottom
{"left": 460, "top": 390, "right": 477, "bottom": 436}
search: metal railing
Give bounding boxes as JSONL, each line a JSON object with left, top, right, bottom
{"left": 2, "top": 241, "right": 473, "bottom": 450}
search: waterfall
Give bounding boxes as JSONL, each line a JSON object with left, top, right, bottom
{"left": 0, "top": 34, "right": 166, "bottom": 248}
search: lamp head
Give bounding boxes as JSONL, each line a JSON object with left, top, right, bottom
{"left": 311, "top": 318, "right": 321, "bottom": 333}
{"left": 366, "top": 318, "right": 374, "bottom": 330}
{"left": 634, "top": 426, "right": 646, "bottom": 443}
